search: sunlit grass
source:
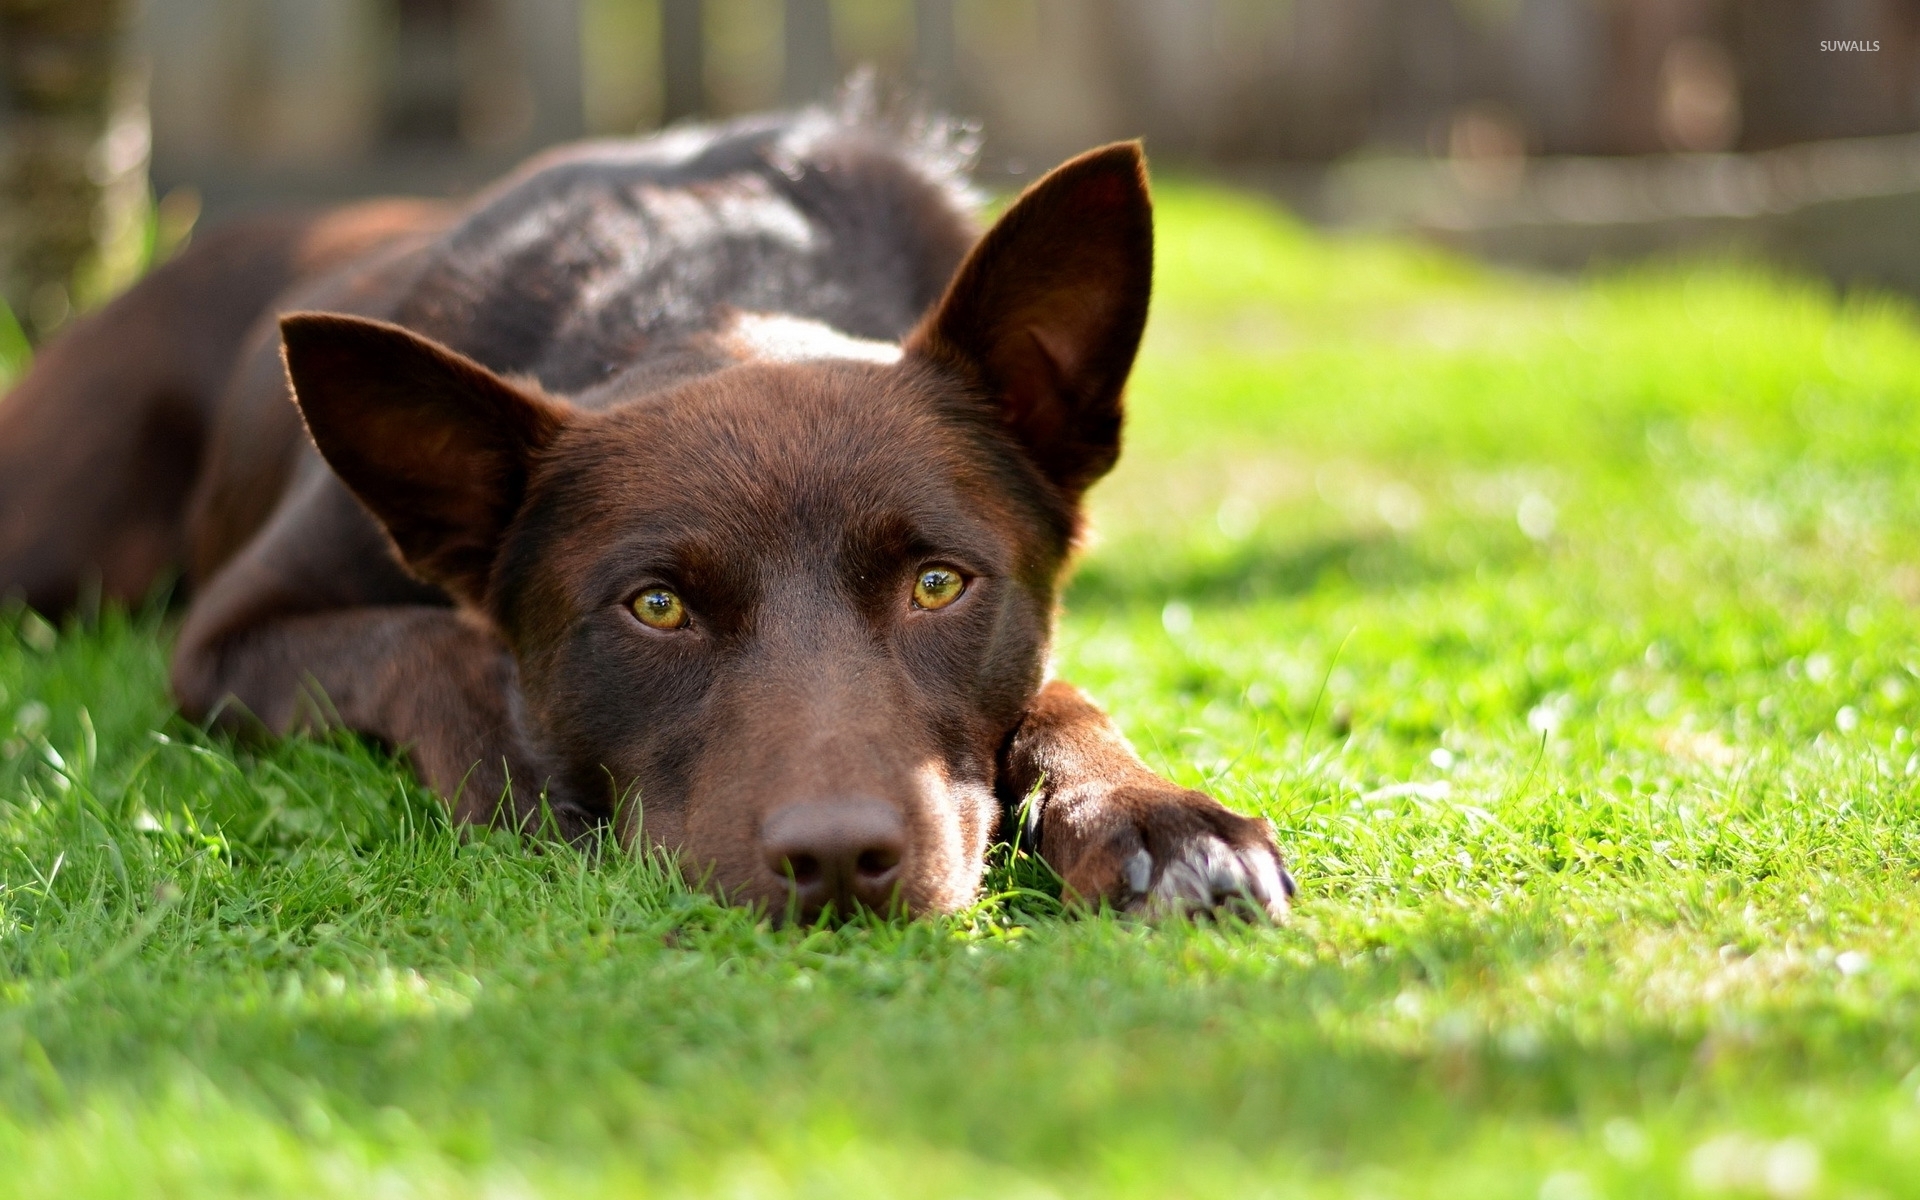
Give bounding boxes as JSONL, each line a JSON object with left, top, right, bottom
{"left": 8, "top": 183, "right": 1920, "bottom": 1197}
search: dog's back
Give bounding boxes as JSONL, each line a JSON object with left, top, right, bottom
{"left": 385, "top": 110, "right": 980, "bottom": 396}
{"left": 0, "top": 103, "right": 981, "bottom": 612}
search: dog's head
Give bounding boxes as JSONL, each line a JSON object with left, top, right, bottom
{"left": 280, "top": 144, "right": 1152, "bottom": 918}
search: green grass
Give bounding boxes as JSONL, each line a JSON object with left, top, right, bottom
{"left": 10, "top": 183, "right": 1920, "bottom": 1198}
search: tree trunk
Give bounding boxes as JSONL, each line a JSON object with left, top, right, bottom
{"left": 0, "top": 0, "right": 146, "bottom": 344}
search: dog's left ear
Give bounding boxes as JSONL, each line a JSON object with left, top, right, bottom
{"left": 906, "top": 141, "right": 1152, "bottom": 502}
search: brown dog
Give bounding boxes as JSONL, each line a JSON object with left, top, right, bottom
{"left": 0, "top": 106, "right": 1294, "bottom": 920}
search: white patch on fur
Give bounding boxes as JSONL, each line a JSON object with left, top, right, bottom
{"left": 724, "top": 311, "right": 903, "bottom": 366}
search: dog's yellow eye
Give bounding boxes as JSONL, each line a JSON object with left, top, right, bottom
{"left": 912, "top": 566, "right": 966, "bottom": 611}
{"left": 632, "top": 587, "right": 688, "bottom": 630}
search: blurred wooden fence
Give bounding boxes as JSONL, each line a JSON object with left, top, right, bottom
{"left": 136, "top": 0, "right": 1920, "bottom": 201}
{"left": 9, "top": 0, "right": 1920, "bottom": 336}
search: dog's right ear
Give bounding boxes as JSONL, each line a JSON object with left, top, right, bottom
{"left": 280, "top": 313, "right": 569, "bottom": 606}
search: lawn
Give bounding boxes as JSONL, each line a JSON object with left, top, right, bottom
{"left": 8, "top": 182, "right": 1920, "bottom": 1198}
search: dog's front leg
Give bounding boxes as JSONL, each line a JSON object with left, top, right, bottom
{"left": 172, "top": 605, "right": 584, "bottom": 836}
{"left": 1000, "top": 680, "right": 1296, "bottom": 918}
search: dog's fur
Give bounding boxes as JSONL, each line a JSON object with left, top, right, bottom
{"left": 0, "top": 104, "right": 1294, "bottom": 920}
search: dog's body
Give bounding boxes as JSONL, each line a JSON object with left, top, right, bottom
{"left": 0, "top": 107, "right": 1293, "bottom": 919}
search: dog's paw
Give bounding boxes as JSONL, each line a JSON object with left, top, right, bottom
{"left": 1052, "top": 786, "right": 1296, "bottom": 920}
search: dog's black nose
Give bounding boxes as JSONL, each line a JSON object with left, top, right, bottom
{"left": 760, "top": 799, "right": 906, "bottom": 918}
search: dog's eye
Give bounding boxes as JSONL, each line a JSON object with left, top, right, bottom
{"left": 631, "top": 587, "right": 689, "bottom": 630}
{"left": 912, "top": 566, "right": 966, "bottom": 611}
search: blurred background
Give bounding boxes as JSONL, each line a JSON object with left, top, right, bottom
{"left": 4, "top": 0, "right": 1920, "bottom": 346}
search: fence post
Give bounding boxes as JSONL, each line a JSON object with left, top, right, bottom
{"left": 510, "top": 0, "right": 585, "bottom": 148}
{"left": 783, "top": 0, "right": 836, "bottom": 104}
{"left": 914, "top": 0, "right": 956, "bottom": 106}
{"left": 662, "top": 0, "right": 704, "bottom": 123}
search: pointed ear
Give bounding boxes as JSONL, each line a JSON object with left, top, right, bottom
{"left": 280, "top": 313, "right": 568, "bottom": 605}
{"left": 905, "top": 141, "right": 1152, "bottom": 501}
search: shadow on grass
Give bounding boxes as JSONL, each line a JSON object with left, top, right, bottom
{"left": 1065, "top": 529, "right": 1480, "bottom": 612}
{"left": 6, "top": 897, "right": 1908, "bottom": 1177}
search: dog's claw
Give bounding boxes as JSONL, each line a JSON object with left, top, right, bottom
{"left": 1126, "top": 834, "right": 1294, "bottom": 920}
{"left": 1062, "top": 788, "right": 1297, "bottom": 922}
